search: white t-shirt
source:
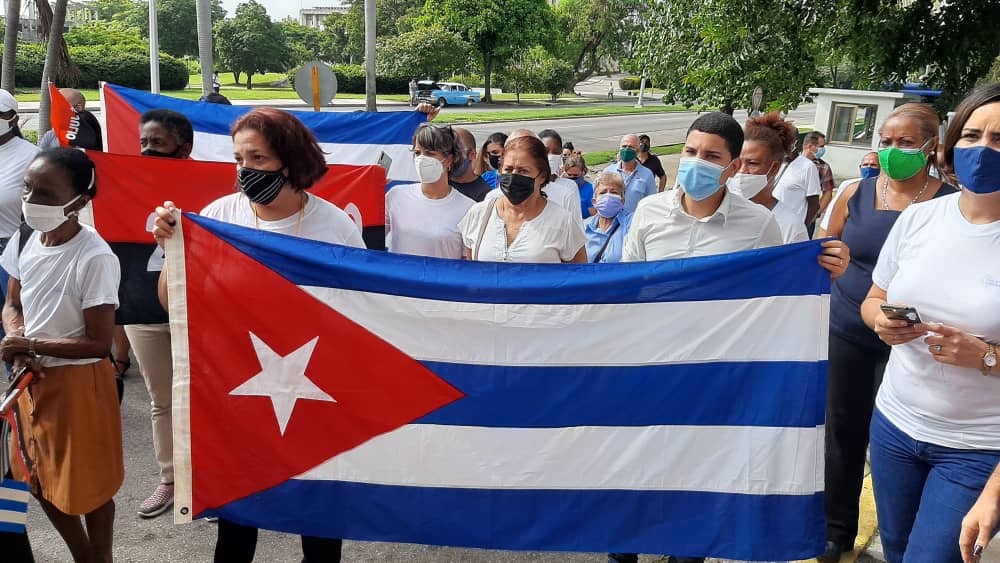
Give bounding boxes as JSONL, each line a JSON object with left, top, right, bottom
{"left": 873, "top": 193, "right": 1000, "bottom": 450}
{"left": 486, "top": 179, "right": 585, "bottom": 233}
{"left": 385, "top": 183, "right": 475, "bottom": 259}
{"left": 459, "top": 199, "right": 586, "bottom": 263}
{"left": 772, "top": 155, "right": 820, "bottom": 243}
{"left": 818, "top": 178, "right": 861, "bottom": 231}
{"left": 0, "top": 225, "right": 120, "bottom": 367}
{"left": 622, "top": 187, "right": 783, "bottom": 262}
{"left": 200, "top": 192, "right": 365, "bottom": 248}
{"left": 0, "top": 137, "right": 40, "bottom": 238}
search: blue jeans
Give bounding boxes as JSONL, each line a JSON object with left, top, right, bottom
{"left": 870, "top": 409, "right": 1000, "bottom": 563}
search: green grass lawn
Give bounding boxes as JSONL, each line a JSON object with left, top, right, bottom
{"left": 584, "top": 144, "right": 684, "bottom": 167}
{"left": 435, "top": 104, "right": 698, "bottom": 124}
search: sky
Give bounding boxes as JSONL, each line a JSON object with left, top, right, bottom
{"left": 218, "top": 0, "right": 349, "bottom": 22}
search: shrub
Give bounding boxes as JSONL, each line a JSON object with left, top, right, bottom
{"left": 13, "top": 43, "right": 188, "bottom": 90}
{"left": 619, "top": 76, "right": 652, "bottom": 90}
{"left": 446, "top": 73, "right": 483, "bottom": 87}
{"left": 286, "top": 63, "right": 410, "bottom": 95}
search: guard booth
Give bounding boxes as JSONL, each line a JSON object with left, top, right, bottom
{"left": 808, "top": 88, "right": 919, "bottom": 179}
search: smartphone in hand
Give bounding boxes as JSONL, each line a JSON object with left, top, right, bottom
{"left": 880, "top": 304, "right": 922, "bottom": 325}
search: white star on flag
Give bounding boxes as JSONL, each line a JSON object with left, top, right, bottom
{"left": 229, "top": 333, "right": 336, "bottom": 435}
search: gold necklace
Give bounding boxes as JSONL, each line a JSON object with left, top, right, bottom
{"left": 251, "top": 192, "right": 306, "bottom": 236}
{"left": 881, "top": 176, "right": 929, "bottom": 211}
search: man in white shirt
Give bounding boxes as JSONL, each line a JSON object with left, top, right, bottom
{"left": 771, "top": 133, "right": 823, "bottom": 243}
{"left": 622, "top": 112, "right": 782, "bottom": 264}
{"left": 603, "top": 134, "right": 658, "bottom": 214}
{"left": 486, "top": 129, "right": 585, "bottom": 233}
{"left": 0, "top": 90, "right": 41, "bottom": 298}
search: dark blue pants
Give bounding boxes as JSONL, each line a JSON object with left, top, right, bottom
{"left": 215, "top": 518, "right": 342, "bottom": 562}
{"left": 870, "top": 409, "right": 1000, "bottom": 563}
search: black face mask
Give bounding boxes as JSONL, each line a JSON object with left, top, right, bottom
{"left": 237, "top": 166, "right": 286, "bottom": 205}
{"left": 639, "top": 143, "right": 650, "bottom": 153}
{"left": 141, "top": 147, "right": 184, "bottom": 159}
{"left": 487, "top": 154, "right": 502, "bottom": 170}
{"left": 499, "top": 173, "right": 536, "bottom": 205}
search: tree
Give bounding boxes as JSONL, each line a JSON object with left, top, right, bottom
{"left": 552, "top": 0, "right": 646, "bottom": 82}
{"left": 64, "top": 20, "right": 145, "bottom": 49}
{"left": 2, "top": 0, "right": 19, "bottom": 91}
{"left": 375, "top": 26, "right": 471, "bottom": 80}
{"left": 33, "top": 0, "right": 79, "bottom": 86}
{"left": 280, "top": 20, "right": 325, "bottom": 68}
{"left": 214, "top": 0, "right": 287, "bottom": 88}
{"left": 39, "top": 0, "right": 70, "bottom": 133}
{"left": 157, "top": 0, "right": 227, "bottom": 57}
{"left": 829, "top": 0, "right": 1000, "bottom": 112}
{"left": 424, "top": 0, "right": 554, "bottom": 103}
{"left": 534, "top": 51, "right": 576, "bottom": 101}
{"left": 638, "top": 0, "right": 822, "bottom": 114}
{"left": 320, "top": 13, "right": 353, "bottom": 64}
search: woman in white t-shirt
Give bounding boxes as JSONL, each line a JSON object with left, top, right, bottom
{"left": 0, "top": 148, "right": 122, "bottom": 563}
{"left": 861, "top": 84, "right": 1000, "bottom": 563}
{"left": 386, "top": 124, "right": 475, "bottom": 258}
{"left": 459, "top": 135, "right": 586, "bottom": 263}
{"left": 152, "top": 108, "right": 361, "bottom": 563}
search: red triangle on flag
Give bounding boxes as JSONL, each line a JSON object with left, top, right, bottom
{"left": 182, "top": 219, "right": 464, "bottom": 514}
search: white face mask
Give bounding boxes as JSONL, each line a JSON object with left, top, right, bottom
{"left": 726, "top": 173, "right": 770, "bottom": 199}
{"left": 0, "top": 113, "right": 17, "bottom": 136}
{"left": 414, "top": 154, "right": 444, "bottom": 184}
{"left": 547, "top": 154, "right": 563, "bottom": 176}
{"left": 22, "top": 195, "right": 82, "bottom": 233}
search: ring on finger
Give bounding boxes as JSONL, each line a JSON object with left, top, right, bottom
{"left": 934, "top": 344, "right": 943, "bottom": 353}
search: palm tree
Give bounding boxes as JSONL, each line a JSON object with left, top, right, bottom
{"left": 37, "top": 0, "right": 69, "bottom": 134}
{"left": 1, "top": 0, "right": 21, "bottom": 92}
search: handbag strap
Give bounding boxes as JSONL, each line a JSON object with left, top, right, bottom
{"left": 592, "top": 220, "right": 621, "bottom": 263}
{"left": 473, "top": 198, "right": 498, "bottom": 261}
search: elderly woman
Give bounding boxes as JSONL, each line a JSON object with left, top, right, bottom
{"left": 386, "top": 123, "right": 475, "bottom": 258}
{"left": 1, "top": 148, "right": 122, "bottom": 563}
{"left": 816, "top": 103, "right": 957, "bottom": 563}
{"left": 561, "top": 153, "right": 594, "bottom": 218}
{"left": 153, "top": 108, "right": 363, "bottom": 563}
{"left": 860, "top": 84, "right": 1000, "bottom": 563}
{"left": 585, "top": 173, "right": 631, "bottom": 263}
{"left": 460, "top": 135, "right": 586, "bottom": 263}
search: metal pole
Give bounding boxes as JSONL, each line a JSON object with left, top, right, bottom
{"left": 149, "top": 0, "right": 160, "bottom": 93}
{"left": 634, "top": 70, "right": 646, "bottom": 108}
{"left": 195, "top": 0, "right": 214, "bottom": 97}
{"left": 364, "top": 0, "right": 376, "bottom": 112}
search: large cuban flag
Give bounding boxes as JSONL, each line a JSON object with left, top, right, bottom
{"left": 166, "top": 213, "right": 829, "bottom": 561}
{"left": 99, "top": 82, "right": 426, "bottom": 183}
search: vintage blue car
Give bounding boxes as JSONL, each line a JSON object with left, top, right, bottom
{"left": 416, "top": 81, "right": 482, "bottom": 107}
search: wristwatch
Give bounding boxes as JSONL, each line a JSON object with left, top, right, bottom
{"left": 983, "top": 342, "right": 997, "bottom": 376}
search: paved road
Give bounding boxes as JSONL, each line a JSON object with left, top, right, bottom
{"left": 460, "top": 107, "right": 817, "bottom": 156}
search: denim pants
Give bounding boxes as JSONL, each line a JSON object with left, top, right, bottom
{"left": 870, "top": 409, "right": 1000, "bottom": 563}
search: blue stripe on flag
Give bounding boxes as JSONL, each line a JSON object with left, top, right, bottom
{"left": 185, "top": 213, "right": 831, "bottom": 304}
{"left": 415, "top": 361, "right": 826, "bottom": 428}
{"left": 0, "top": 498, "right": 27, "bottom": 512}
{"left": 204, "top": 480, "right": 825, "bottom": 561}
{"left": 0, "top": 480, "right": 29, "bottom": 492}
{"left": 108, "top": 84, "right": 426, "bottom": 144}
{"left": 0, "top": 522, "right": 26, "bottom": 533}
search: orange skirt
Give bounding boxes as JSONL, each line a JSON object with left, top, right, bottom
{"left": 9, "top": 360, "right": 123, "bottom": 515}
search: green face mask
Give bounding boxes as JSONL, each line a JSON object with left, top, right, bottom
{"left": 620, "top": 147, "right": 638, "bottom": 162}
{"left": 878, "top": 139, "right": 932, "bottom": 181}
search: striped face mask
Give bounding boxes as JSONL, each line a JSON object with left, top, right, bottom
{"left": 237, "top": 166, "right": 286, "bottom": 205}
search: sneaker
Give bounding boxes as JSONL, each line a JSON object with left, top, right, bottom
{"left": 138, "top": 483, "right": 174, "bottom": 518}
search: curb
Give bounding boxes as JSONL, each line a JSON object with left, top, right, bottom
{"left": 437, "top": 108, "right": 700, "bottom": 126}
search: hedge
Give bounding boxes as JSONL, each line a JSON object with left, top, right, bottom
{"left": 287, "top": 63, "right": 410, "bottom": 95}
{"left": 13, "top": 43, "right": 189, "bottom": 90}
{"left": 619, "top": 76, "right": 653, "bottom": 90}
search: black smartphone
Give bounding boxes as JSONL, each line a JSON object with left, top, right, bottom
{"left": 880, "top": 304, "right": 922, "bottom": 325}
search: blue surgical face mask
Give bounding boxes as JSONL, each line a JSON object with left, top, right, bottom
{"left": 860, "top": 166, "right": 880, "bottom": 180}
{"left": 676, "top": 157, "right": 728, "bottom": 201}
{"left": 815, "top": 146, "right": 826, "bottom": 159}
{"left": 954, "top": 145, "right": 1000, "bottom": 195}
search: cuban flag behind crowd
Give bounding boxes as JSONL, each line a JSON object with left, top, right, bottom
{"left": 166, "top": 212, "right": 830, "bottom": 561}
{"left": 99, "top": 83, "right": 425, "bottom": 183}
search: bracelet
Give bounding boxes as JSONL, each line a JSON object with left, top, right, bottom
{"left": 28, "top": 338, "right": 37, "bottom": 357}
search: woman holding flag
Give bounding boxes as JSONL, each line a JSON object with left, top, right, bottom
{"left": 152, "top": 107, "right": 362, "bottom": 563}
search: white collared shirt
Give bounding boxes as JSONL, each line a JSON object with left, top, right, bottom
{"left": 622, "top": 188, "right": 783, "bottom": 262}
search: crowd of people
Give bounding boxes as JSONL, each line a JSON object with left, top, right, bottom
{"left": 0, "top": 80, "right": 998, "bottom": 563}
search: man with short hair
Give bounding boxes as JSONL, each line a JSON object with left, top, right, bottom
{"left": 603, "top": 134, "right": 658, "bottom": 214}
{"left": 637, "top": 133, "right": 667, "bottom": 191}
{"left": 771, "top": 132, "right": 823, "bottom": 243}
{"left": 810, "top": 132, "right": 837, "bottom": 225}
{"left": 38, "top": 88, "right": 103, "bottom": 151}
{"left": 449, "top": 128, "right": 493, "bottom": 202}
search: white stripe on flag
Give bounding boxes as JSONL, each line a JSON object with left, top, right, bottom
{"left": 190, "top": 131, "right": 418, "bottom": 181}
{"left": 0, "top": 509, "right": 28, "bottom": 525}
{"left": 301, "top": 288, "right": 830, "bottom": 365}
{"left": 296, "top": 423, "right": 825, "bottom": 496}
{"left": 0, "top": 485, "right": 29, "bottom": 503}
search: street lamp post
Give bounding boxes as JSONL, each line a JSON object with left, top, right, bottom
{"left": 149, "top": 0, "right": 160, "bottom": 93}
{"left": 364, "top": 0, "right": 376, "bottom": 112}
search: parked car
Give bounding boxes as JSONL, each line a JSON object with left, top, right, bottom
{"left": 416, "top": 81, "right": 481, "bottom": 107}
